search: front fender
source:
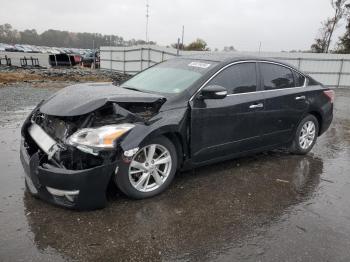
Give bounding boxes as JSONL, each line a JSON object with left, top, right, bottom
{"left": 119, "top": 107, "right": 189, "bottom": 152}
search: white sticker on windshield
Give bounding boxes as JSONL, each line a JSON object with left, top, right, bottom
{"left": 188, "top": 62, "right": 211, "bottom": 68}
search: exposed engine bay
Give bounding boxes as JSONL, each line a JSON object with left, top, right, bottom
{"left": 22, "top": 101, "right": 164, "bottom": 171}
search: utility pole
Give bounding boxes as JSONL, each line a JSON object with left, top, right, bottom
{"left": 177, "top": 38, "right": 180, "bottom": 56}
{"left": 258, "top": 41, "right": 262, "bottom": 53}
{"left": 181, "top": 25, "right": 185, "bottom": 50}
{"left": 146, "top": 0, "right": 150, "bottom": 43}
{"left": 109, "top": 35, "right": 112, "bottom": 72}
{"left": 92, "top": 39, "right": 96, "bottom": 69}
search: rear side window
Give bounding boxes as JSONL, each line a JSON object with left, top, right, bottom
{"left": 260, "top": 63, "right": 294, "bottom": 90}
{"left": 207, "top": 62, "right": 257, "bottom": 94}
{"left": 294, "top": 72, "right": 306, "bottom": 87}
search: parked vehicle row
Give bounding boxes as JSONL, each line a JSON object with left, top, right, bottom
{"left": 0, "top": 43, "right": 92, "bottom": 55}
{"left": 80, "top": 51, "right": 100, "bottom": 68}
{"left": 48, "top": 50, "right": 99, "bottom": 67}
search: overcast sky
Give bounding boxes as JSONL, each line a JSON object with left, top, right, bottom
{"left": 1, "top": 0, "right": 347, "bottom": 51}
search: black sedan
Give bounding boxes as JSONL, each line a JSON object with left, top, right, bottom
{"left": 20, "top": 54, "right": 334, "bottom": 210}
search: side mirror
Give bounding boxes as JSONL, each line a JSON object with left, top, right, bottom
{"left": 199, "top": 85, "right": 228, "bottom": 100}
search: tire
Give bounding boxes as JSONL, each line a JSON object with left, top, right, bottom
{"left": 24, "top": 179, "right": 39, "bottom": 198}
{"left": 115, "top": 136, "right": 178, "bottom": 199}
{"left": 290, "top": 114, "right": 319, "bottom": 155}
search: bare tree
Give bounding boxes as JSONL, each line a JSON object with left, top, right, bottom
{"left": 311, "top": 19, "right": 334, "bottom": 53}
{"left": 326, "top": 0, "right": 348, "bottom": 52}
{"left": 311, "top": 0, "right": 348, "bottom": 53}
{"left": 336, "top": 4, "right": 350, "bottom": 52}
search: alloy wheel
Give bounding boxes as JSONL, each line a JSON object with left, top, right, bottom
{"left": 128, "top": 144, "right": 172, "bottom": 192}
{"left": 299, "top": 121, "right": 316, "bottom": 150}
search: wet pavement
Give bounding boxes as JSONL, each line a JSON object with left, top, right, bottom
{"left": 0, "top": 85, "right": 350, "bottom": 262}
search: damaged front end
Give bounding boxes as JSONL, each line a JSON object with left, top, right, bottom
{"left": 20, "top": 99, "right": 164, "bottom": 210}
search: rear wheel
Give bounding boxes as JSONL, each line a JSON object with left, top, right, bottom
{"left": 290, "top": 114, "right": 319, "bottom": 155}
{"left": 115, "top": 136, "right": 177, "bottom": 199}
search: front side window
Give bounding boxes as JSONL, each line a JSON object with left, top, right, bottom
{"left": 207, "top": 62, "right": 257, "bottom": 94}
{"left": 260, "top": 63, "right": 294, "bottom": 90}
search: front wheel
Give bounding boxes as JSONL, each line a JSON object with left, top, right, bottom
{"left": 115, "top": 136, "right": 177, "bottom": 199}
{"left": 290, "top": 114, "right": 319, "bottom": 155}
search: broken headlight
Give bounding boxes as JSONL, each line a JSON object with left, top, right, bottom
{"left": 67, "top": 124, "right": 134, "bottom": 151}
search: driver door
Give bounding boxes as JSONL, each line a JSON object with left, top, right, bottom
{"left": 190, "top": 62, "right": 264, "bottom": 164}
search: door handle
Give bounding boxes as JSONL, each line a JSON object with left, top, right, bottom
{"left": 249, "top": 103, "right": 264, "bottom": 109}
{"left": 295, "top": 95, "right": 306, "bottom": 100}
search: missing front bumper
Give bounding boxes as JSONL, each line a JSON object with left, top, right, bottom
{"left": 20, "top": 139, "right": 117, "bottom": 210}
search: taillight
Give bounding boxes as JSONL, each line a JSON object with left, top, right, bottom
{"left": 323, "top": 90, "right": 335, "bottom": 103}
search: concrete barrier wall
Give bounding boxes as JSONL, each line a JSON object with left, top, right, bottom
{"left": 101, "top": 45, "right": 350, "bottom": 88}
{"left": 0, "top": 51, "right": 50, "bottom": 68}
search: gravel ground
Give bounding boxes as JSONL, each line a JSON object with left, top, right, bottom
{"left": 0, "top": 85, "right": 350, "bottom": 261}
{"left": 0, "top": 66, "right": 130, "bottom": 87}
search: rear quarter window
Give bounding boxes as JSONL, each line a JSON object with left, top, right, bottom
{"left": 260, "top": 63, "right": 295, "bottom": 90}
{"left": 294, "top": 71, "right": 306, "bottom": 87}
{"left": 307, "top": 77, "right": 319, "bottom": 86}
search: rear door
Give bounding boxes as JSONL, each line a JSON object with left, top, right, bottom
{"left": 190, "top": 62, "right": 265, "bottom": 163}
{"left": 258, "top": 62, "right": 308, "bottom": 146}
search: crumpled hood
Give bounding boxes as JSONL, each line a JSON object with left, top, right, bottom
{"left": 39, "top": 82, "right": 165, "bottom": 117}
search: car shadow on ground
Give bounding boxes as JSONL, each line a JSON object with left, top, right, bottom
{"left": 23, "top": 151, "right": 323, "bottom": 261}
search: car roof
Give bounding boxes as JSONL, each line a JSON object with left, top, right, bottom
{"left": 178, "top": 52, "right": 290, "bottom": 65}
{"left": 176, "top": 52, "right": 301, "bottom": 73}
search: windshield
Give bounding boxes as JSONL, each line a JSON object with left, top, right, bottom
{"left": 121, "top": 59, "right": 217, "bottom": 94}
